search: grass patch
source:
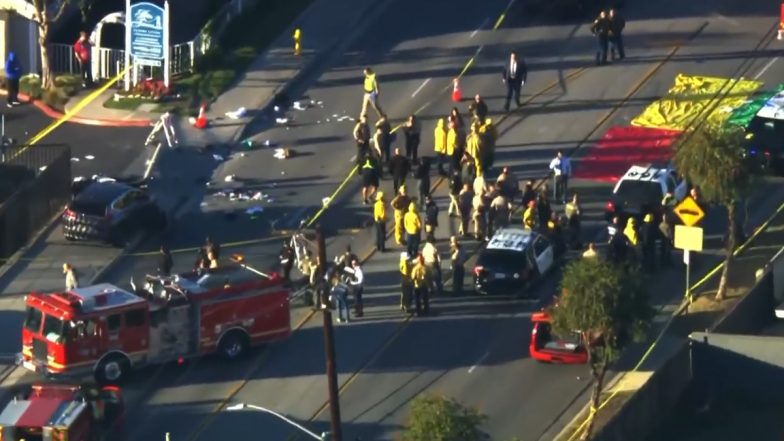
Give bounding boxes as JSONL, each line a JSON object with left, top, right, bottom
{"left": 103, "top": 96, "right": 147, "bottom": 111}
{"left": 169, "top": 0, "right": 313, "bottom": 115}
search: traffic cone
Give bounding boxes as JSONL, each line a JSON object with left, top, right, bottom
{"left": 194, "top": 104, "right": 208, "bottom": 129}
{"left": 452, "top": 78, "right": 462, "bottom": 103}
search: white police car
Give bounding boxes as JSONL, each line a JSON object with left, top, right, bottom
{"left": 604, "top": 164, "right": 687, "bottom": 224}
{"left": 473, "top": 228, "right": 554, "bottom": 297}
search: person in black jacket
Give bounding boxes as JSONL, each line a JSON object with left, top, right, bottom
{"left": 279, "top": 240, "right": 295, "bottom": 281}
{"left": 389, "top": 148, "right": 411, "bottom": 193}
{"left": 416, "top": 156, "right": 431, "bottom": 208}
{"left": 502, "top": 51, "right": 527, "bottom": 111}
{"left": 591, "top": 10, "right": 611, "bottom": 65}
{"left": 424, "top": 195, "right": 439, "bottom": 242}
{"left": 608, "top": 8, "right": 626, "bottom": 60}
{"left": 158, "top": 245, "right": 173, "bottom": 276}
{"left": 403, "top": 114, "right": 421, "bottom": 163}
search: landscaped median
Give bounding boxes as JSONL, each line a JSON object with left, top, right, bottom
{"left": 104, "top": 0, "right": 313, "bottom": 116}
{"left": 555, "top": 199, "right": 784, "bottom": 441}
{"left": 0, "top": 73, "right": 83, "bottom": 110}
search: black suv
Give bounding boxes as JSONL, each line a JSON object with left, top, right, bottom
{"left": 63, "top": 178, "right": 166, "bottom": 245}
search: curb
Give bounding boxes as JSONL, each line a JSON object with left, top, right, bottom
{"left": 0, "top": 89, "right": 153, "bottom": 128}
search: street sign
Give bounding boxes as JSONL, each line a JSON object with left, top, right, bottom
{"left": 673, "top": 196, "right": 705, "bottom": 227}
{"left": 674, "top": 225, "right": 704, "bottom": 251}
{"left": 130, "top": 2, "right": 165, "bottom": 61}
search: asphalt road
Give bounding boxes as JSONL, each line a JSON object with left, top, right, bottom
{"left": 2, "top": 0, "right": 784, "bottom": 440}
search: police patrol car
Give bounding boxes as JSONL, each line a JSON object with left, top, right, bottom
{"left": 473, "top": 228, "right": 555, "bottom": 297}
{"left": 744, "top": 90, "right": 784, "bottom": 173}
{"left": 604, "top": 164, "right": 687, "bottom": 224}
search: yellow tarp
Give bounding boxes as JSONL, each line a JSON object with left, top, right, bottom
{"left": 631, "top": 74, "right": 762, "bottom": 130}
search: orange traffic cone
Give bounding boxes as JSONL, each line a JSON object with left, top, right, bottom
{"left": 195, "top": 104, "right": 208, "bottom": 129}
{"left": 452, "top": 78, "right": 462, "bottom": 103}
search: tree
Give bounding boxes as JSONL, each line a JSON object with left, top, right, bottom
{"left": 551, "top": 259, "right": 652, "bottom": 440}
{"left": 672, "top": 122, "right": 758, "bottom": 301}
{"left": 31, "top": 0, "right": 71, "bottom": 90}
{"left": 403, "top": 394, "right": 487, "bottom": 441}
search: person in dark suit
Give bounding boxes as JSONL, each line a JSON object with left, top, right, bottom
{"left": 502, "top": 51, "right": 527, "bottom": 111}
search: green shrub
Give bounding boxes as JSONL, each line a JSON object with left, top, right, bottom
{"left": 20, "top": 75, "right": 42, "bottom": 99}
{"left": 41, "top": 87, "right": 69, "bottom": 110}
{"left": 54, "top": 74, "right": 82, "bottom": 96}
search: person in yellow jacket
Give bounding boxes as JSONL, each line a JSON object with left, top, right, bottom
{"left": 410, "top": 255, "right": 430, "bottom": 315}
{"left": 404, "top": 202, "right": 422, "bottom": 257}
{"left": 399, "top": 252, "right": 413, "bottom": 312}
{"left": 434, "top": 117, "right": 447, "bottom": 176}
{"left": 374, "top": 192, "right": 387, "bottom": 252}
{"left": 523, "top": 200, "right": 536, "bottom": 230}
{"left": 623, "top": 217, "right": 638, "bottom": 246}
{"left": 479, "top": 118, "right": 497, "bottom": 171}
{"left": 361, "top": 67, "right": 383, "bottom": 118}
{"left": 465, "top": 121, "right": 483, "bottom": 176}
{"left": 391, "top": 186, "right": 410, "bottom": 246}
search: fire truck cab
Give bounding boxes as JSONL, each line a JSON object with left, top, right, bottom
{"left": 0, "top": 383, "right": 123, "bottom": 441}
{"left": 21, "top": 265, "right": 290, "bottom": 383}
{"left": 529, "top": 311, "right": 588, "bottom": 364}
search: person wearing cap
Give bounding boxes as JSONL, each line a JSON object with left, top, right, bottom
{"left": 374, "top": 192, "right": 387, "bottom": 252}
{"left": 404, "top": 202, "right": 422, "bottom": 257}
{"left": 450, "top": 237, "right": 465, "bottom": 295}
{"left": 523, "top": 200, "right": 536, "bottom": 231}
{"left": 399, "top": 252, "right": 414, "bottom": 312}
{"left": 410, "top": 254, "right": 430, "bottom": 316}
{"left": 391, "top": 185, "right": 411, "bottom": 246}
{"left": 63, "top": 263, "right": 79, "bottom": 291}
{"left": 640, "top": 213, "right": 658, "bottom": 271}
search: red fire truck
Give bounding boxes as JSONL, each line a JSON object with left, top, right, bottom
{"left": 0, "top": 383, "right": 124, "bottom": 441}
{"left": 20, "top": 265, "right": 290, "bottom": 383}
{"left": 529, "top": 311, "right": 588, "bottom": 364}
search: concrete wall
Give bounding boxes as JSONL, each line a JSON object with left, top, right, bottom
{"left": 690, "top": 332, "right": 784, "bottom": 404}
{"left": 711, "top": 271, "right": 775, "bottom": 335}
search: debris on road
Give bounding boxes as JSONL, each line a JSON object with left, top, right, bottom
{"left": 293, "top": 101, "right": 307, "bottom": 111}
{"left": 84, "top": 155, "right": 95, "bottom": 160}
{"left": 276, "top": 117, "right": 290, "bottom": 124}
{"left": 246, "top": 206, "right": 264, "bottom": 215}
{"left": 226, "top": 107, "right": 248, "bottom": 119}
{"left": 224, "top": 175, "right": 236, "bottom": 182}
{"left": 274, "top": 148, "right": 293, "bottom": 159}
{"left": 212, "top": 154, "right": 225, "bottom": 161}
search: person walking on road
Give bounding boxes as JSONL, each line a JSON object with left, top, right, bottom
{"left": 469, "top": 94, "right": 489, "bottom": 123}
{"left": 353, "top": 114, "right": 371, "bottom": 166}
{"left": 458, "top": 183, "right": 473, "bottom": 236}
{"left": 403, "top": 114, "right": 421, "bottom": 163}
{"left": 389, "top": 148, "right": 411, "bottom": 194}
{"left": 361, "top": 67, "right": 383, "bottom": 118}
{"left": 450, "top": 236, "right": 465, "bottom": 295}
{"left": 404, "top": 202, "right": 422, "bottom": 257}
{"left": 361, "top": 155, "right": 379, "bottom": 205}
{"left": 344, "top": 259, "right": 365, "bottom": 318}
{"left": 422, "top": 238, "right": 443, "bottom": 296}
{"left": 416, "top": 156, "right": 431, "bottom": 207}
{"left": 158, "top": 245, "right": 173, "bottom": 276}
{"left": 63, "top": 263, "right": 79, "bottom": 291}
{"left": 5, "top": 52, "right": 22, "bottom": 107}
{"left": 608, "top": 8, "right": 626, "bottom": 61}
{"left": 448, "top": 169, "right": 462, "bottom": 217}
{"left": 374, "top": 116, "right": 391, "bottom": 165}
{"left": 591, "top": 10, "right": 611, "bottom": 65}
{"left": 410, "top": 255, "right": 431, "bottom": 316}
{"left": 502, "top": 51, "right": 526, "bottom": 111}
{"left": 374, "top": 192, "right": 387, "bottom": 252}
{"left": 391, "top": 185, "right": 411, "bottom": 246}
{"left": 73, "top": 31, "right": 93, "bottom": 87}
{"left": 399, "top": 252, "right": 413, "bottom": 312}
{"left": 549, "top": 150, "right": 572, "bottom": 204}
{"left": 424, "top": 195, "right": 439, "bottom": 242}
{"left": 435, "top": 118, "right": 448, "bottom": 176}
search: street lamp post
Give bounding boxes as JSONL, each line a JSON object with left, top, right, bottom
{"left": 225, "top": 403, "right": 329, "bottom": 440}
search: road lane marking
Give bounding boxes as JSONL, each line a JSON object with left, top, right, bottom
{"left": 468, "top": 351, "right": 490, "bottom": 373}
{"left": 470, "top": 17, "right": 490, "bottom": 39}
{"left": 754, "top": 56, "right": 779, "bottom": 80}
{"left": 411, "top": 78, "right": 431, "bottom": 97}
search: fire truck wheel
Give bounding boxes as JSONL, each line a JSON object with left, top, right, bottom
{"left": 95, "top": 354, "right": 131, "bottom": 384}
{"left": 218, "top": 330, "right": 250, "bottom": 360}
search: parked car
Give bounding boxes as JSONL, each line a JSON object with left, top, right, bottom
{"left": 63, "top": 177, "right": 166, "bottom": 246}
{"left": 604, "top": 164, "right": 688, "bottom": 224}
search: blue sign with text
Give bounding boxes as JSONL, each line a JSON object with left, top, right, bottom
{"left": 130, "top": 2, "right": 165, "bottom": 62}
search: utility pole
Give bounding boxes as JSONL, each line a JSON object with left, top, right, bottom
{"left": 315, "top": 226, "right": 342, "bottom": 441}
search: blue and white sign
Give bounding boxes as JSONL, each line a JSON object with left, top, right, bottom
{"left": 130, "top": 2, "right": 165, "bottom": 62}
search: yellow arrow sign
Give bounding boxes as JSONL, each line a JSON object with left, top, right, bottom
{"left": 673, "top": 195, "right": 705, "bottom": 227}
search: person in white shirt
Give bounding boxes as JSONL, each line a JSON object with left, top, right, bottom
{"left": 421, "top": 239, "right": 443, "bottom": 296}
{"left": 344, "top": 259, "right": 364, "bottom": 317}
{"left": 63, "top": 263, "right": 79, "bottom": 291}
{"left": 549, "top": 150, "right": 572, "bottom": 204}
